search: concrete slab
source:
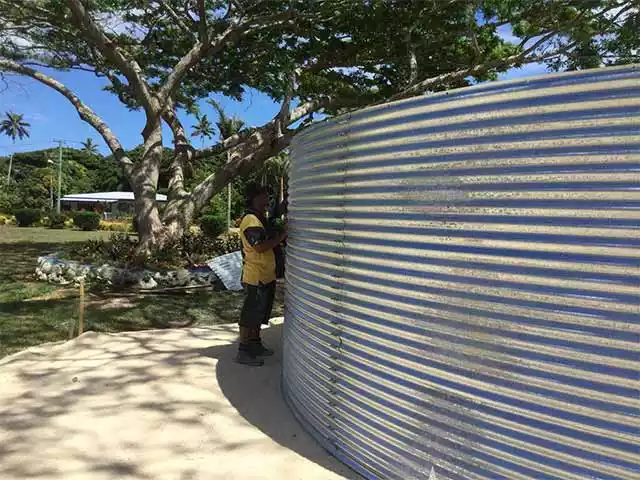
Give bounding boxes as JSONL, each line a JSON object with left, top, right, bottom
{"left": 0, "top": 320, "right": 360, "bottom": 480}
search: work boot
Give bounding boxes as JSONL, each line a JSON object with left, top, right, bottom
{"left": 236, "top": 344, "right": 264, "bottom": 366}
{"left": 250, "top": 339, "right": 275, "bottom": 357}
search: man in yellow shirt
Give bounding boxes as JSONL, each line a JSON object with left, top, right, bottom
{"left": 237, "top": 184, "right": 287, "bottom": 366}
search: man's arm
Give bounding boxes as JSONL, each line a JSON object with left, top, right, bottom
{"left": 253, "top": 231, "right": 287, "bottom": 253}
{"left": 244, "top": 222, "right": 287, "bottom": 254}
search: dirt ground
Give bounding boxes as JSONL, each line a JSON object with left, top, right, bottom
{"left": 0, "top": 319, "right": 360, "bottom": 480}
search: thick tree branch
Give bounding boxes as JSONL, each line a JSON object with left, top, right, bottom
{"left": 0, "top": 59, "right": 132, "bottom": 174}
{"left": 193, "top": 96, "right": 327, "bottom": 162}
{"left": 65, "top": 0, "right": 156, "bottom": 113}
{"left": 162, "top": 98, "right": 191, "bottom": 199}
{"left": 190, "top": 129, "right": 295, "bottom": 212}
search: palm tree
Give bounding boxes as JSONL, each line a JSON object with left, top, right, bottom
{"left": 208, "top": 99, "right": 245, "bottom": 229}
{"left": 190, "top": 114, "right": 214, "bottom": 148}
{"left": 262, "top": 152, "right": 290, "bottom": 204}
{"left": 1, "top": 111, "right": 31, "bottom": 184}
{"left": 81, "top": 138, "right": 99, "bottom": 157}
{"left": 207, "top": 99, "right": 245, "bottom": 141}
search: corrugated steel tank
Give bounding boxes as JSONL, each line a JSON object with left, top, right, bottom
{"left": 282, "top": 66, "right": 639, "bottom": 480}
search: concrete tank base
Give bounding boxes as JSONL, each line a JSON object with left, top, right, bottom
{"left": 0, "top": 321, "right": 360, "bottom": 480}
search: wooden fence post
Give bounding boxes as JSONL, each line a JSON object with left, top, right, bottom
{"left": 78, "top": 278, "right": 85, "bottom": 335}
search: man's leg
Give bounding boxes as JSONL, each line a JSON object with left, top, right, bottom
{"left": 250, "top": 282, "right": 276, "bottom": 356}
{"left": 237, "top": 285, "right": 264, "bottom": 366}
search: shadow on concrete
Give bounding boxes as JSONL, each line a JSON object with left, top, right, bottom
{"left": 206, "top": 323, "right": 361, "bottom": 479}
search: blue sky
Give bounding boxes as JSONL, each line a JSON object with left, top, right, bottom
{"left": 0, "top": 27, "right": 549, "bottom": 157}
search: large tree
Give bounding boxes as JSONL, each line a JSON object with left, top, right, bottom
{"left": 0, "top": 0, "right": 637, "bottom": 250}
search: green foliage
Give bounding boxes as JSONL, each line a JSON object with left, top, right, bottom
{"left": 199, "top": 214, "right": 226, "bottom": 237}
{"left": 5, "top": 0, "right": 633, "bottom": 126}
{"left": 67, "top": 230, "right": 242, "bottom": 268}
{"left": 67, "top": 238, "right": 107, "bottom": 264}
{"left": 48, "top": 212, "right": 67, "bottom": 229}
{"left": 73, "top": 211, "right": 101, "bottom": 231}
{"left": 0, "top": 146, "right": 145, "bottom": 213}
{"left": 107, "top": 233, "right": 138, "bottom": 263}
{"left": 0, "top": 183, "right": 18, "bottom": 213}
{"left": 14, "top": 208, "right": 41, "bottom": 227}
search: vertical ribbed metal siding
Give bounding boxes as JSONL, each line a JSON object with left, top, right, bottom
{"left": 282, "top": 66, "right": 640, "bottom": 480}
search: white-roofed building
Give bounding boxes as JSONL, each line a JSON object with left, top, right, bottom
{"left": 61, "top": 192, "right": 167, "bottom": 219}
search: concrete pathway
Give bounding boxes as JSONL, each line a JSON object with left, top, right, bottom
{"left": 0, "top": 320, "right": 360, "bottom": 480}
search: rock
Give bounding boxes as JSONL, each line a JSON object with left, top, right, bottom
{"left": 97, "top": 264, "right": 118, "bottom": 282}
{"left": 153, "top": 271, "right": 171, "bottom": 287}
{"left": 120, "top": 269, "right": 140, "bottom": 285}
{"left": 137, "top": 274, "right": 157, "bottom": 290}
{"left": 176, "top": 268, "right": 191, "bottom": 287}
{"left": 40, "top": 261, "right": 53, "bottom": 274}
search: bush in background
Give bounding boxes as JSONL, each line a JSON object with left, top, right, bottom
{"left": 213, "top": 232, "right": 242, "bottom": 255}
{"left": 14, "top": 208, "right": 42, "bottom": 227}
{"left": 66, "top": 238, "right": 106, "bottom": 264}
{"left": 100, "top": 219, "right": 132, "bottom": 232}
{"left": 65, "top": 230, "right": 243, "bottom": 269}
{"left": 73, "top": 211, "right": 101, "bottom": 231}
{"left": 0, "top": 213, "right": 15, "bottom": 225}
{"left": 199, "top": 214, "right": 226, "bottom": 238}
{"left": 48, "top": 212, "right": 67, "bottom": 229}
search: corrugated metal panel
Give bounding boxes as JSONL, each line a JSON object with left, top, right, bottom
{"left": 282, "top": 65, "right": 640, "bottom": 480}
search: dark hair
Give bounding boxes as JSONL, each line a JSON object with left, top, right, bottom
{"left": 245, "top": 183, "right": 269, "bottom": 206}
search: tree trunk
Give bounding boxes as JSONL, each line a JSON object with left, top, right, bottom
{"left": 6, "top": 153, "right": 13, "bottom": 185}
{"left": 132, "top": 122, "right": 166, "bottom": 253}
{"left": 162, "top": 197, "right": 194, "bottom": 239}
{"left": 279, "top": 175, "right": 284, "bottom": 204}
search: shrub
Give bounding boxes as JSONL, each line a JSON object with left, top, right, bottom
{"left": 67, "top": 238, "right": 106, "bottom": 263}
{"left": 100, "top": 220, "right": 131, "bottom": 232}
{"left": 14, "top": 208, "right": 42, "bottom": 227}
{"left": 213, "top": 232, "right": 242, "bottom": 255}
{"left": 73, "top": 211, "right": 101, "bottom": 231}
{"left": 199, "top": 214, "right": 226, "bottom": 237}
{"left": 0, "top": 213, "right": 15, "bottom": 225}
{"left": 107, "top": 233, "right": 138, "bottom": 264}
{"left": 48, "top": 212, "right": 67, "bottom": 229}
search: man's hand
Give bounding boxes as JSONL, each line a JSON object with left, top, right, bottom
{"left": 253, "top": 229, "right": 287, "bottom": 253}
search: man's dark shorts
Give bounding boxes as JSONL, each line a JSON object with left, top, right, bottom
{"left": 240, "top": 282, "right": 276, "bottom": 328}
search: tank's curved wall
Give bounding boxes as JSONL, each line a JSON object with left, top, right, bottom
{"left": 283, "top": 66, "right": 639, "bottom": 480}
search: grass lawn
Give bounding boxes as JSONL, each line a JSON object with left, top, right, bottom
{"left": 0, "top": 226, "right": 282, "bottom": 358}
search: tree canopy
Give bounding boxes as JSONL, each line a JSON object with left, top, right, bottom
{"left": 0, "top": 0, "right": 637, "bottom": 247}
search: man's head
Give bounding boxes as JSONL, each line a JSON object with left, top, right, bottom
{"left": 245, "top": 183, "right": 270, "bottom": 213}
